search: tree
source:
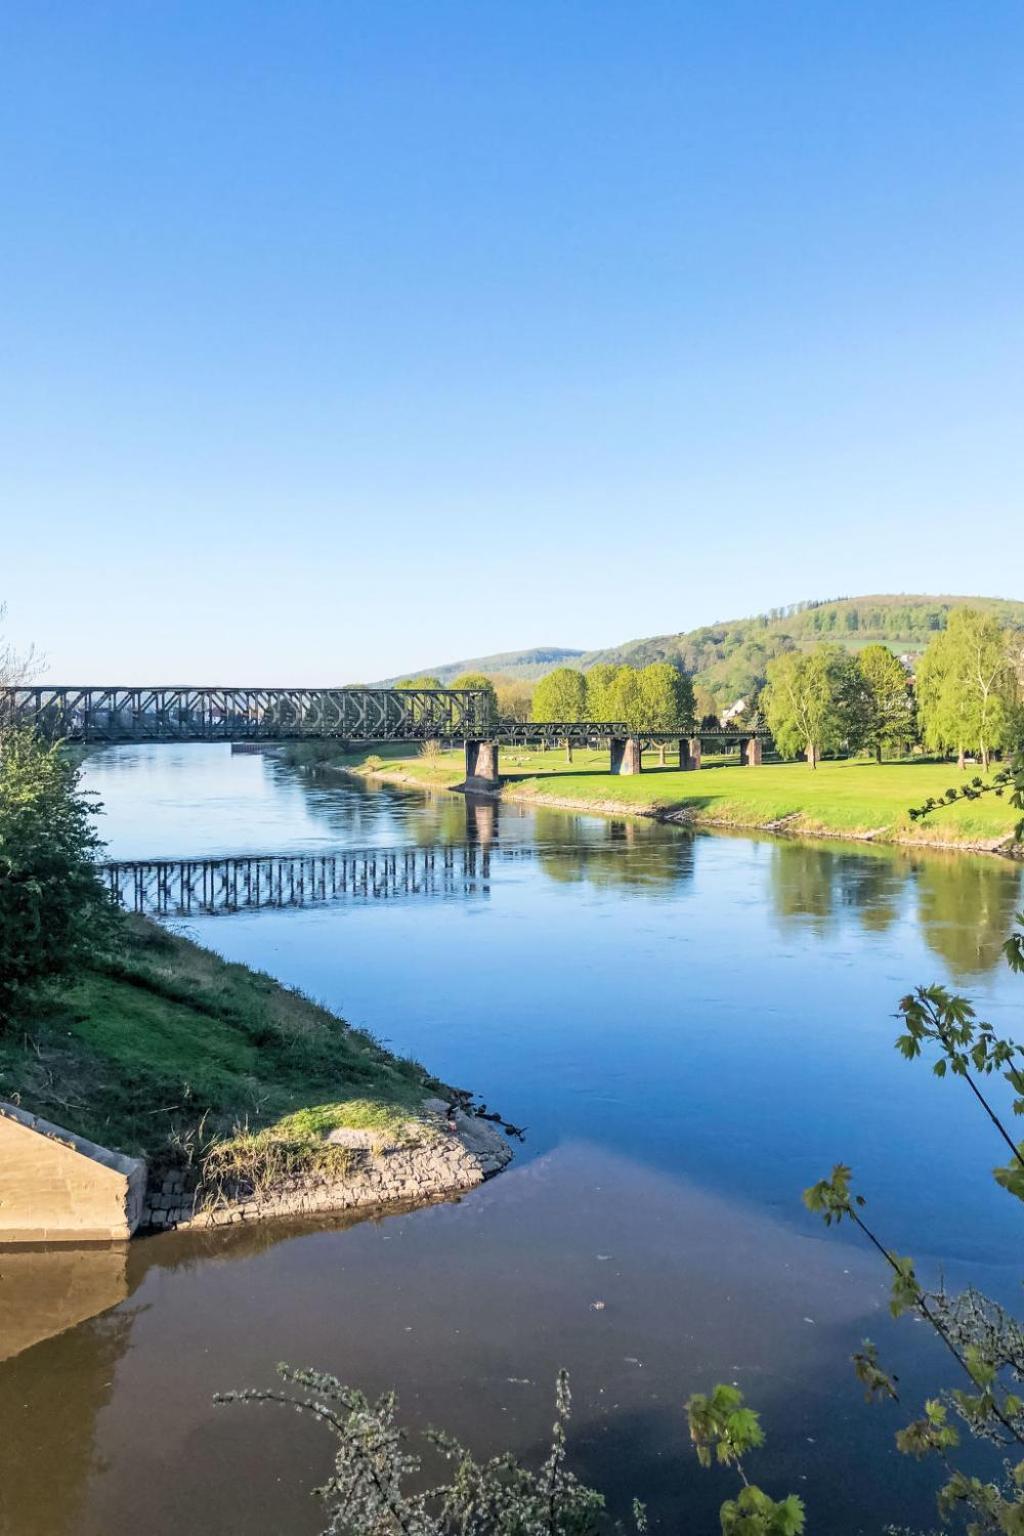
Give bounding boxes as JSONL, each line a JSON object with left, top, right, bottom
{"left": 857, "top": 643, "right": 915, "bottom": 760}
{"left": 0, "top": 728, "right": 117, "bottom": 1023}
{"left": 586, "top": 663, "right": 627, "bottom": 723}
{"left": 531, "top": 668, "right": 588, "bottom": 723}
{"left": 395, "top": 675, "right": 443, "bottom": 690}
{"left": 917, "top": 609, "right": 1016, "bottom": 770}
{"left": 449, "top": 672, "right": 497, "bottom": 713}
{"left": 762, "top": 645, "right": 871, "bottom": 767}
{"left": 693, "top": 685, "right": 720, "bottom": 728}
{"left": 609, "top": 664, "right": 694, "bottom": 764}
{"left": 532, "top": 667, "right": 589, "bottom": 763}
{"left": 494, "top": 678, "right": 533, "bottom": 724}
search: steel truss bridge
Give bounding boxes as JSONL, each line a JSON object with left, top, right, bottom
{"left": 101, "top": 844, "right": 536, "bottom": 917}
{"left": 0, "top": 685, "right": 494, "bottom": 744}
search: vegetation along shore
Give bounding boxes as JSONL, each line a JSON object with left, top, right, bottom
{"left": 325, "top": 597, "right": 1024, "bottom": 855}
{"left": 285, "top": 743, "right": 1024, "bottom": 855}
{"left": 0, "top": 731, "right": 514, "bottom": 1238}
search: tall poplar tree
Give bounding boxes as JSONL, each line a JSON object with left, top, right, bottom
{"left": 916, "top": 608, "right": 1015, "bottom": 769}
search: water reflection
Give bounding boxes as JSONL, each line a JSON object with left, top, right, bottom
{"left": 914, "top": 854, "right": 1023, "bottom": 978}
{"left": 0, "top": 1300, "right": 136, "bottom": 1536}
{"left": 767, "top": 836, "right": 1021, "bottom": 977}
{"left": 534, "top": 813, "right": 696, "bottom": 893}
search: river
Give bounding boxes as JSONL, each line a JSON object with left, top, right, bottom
{"left": 2, "top": 745, "right": 1022, "bottom": 1535}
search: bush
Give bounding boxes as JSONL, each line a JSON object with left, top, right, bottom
{"left": 0, "top": 728, "right": 117, "bottom": 1023}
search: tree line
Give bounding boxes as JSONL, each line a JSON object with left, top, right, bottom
{"left": 763, "top": 607, "right": 1022, "bottom": 769}
{"left": 398, "top": 665, "right": 696, "bottom": 736}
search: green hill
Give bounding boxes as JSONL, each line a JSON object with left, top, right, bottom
{"left": 576, "top": 594, "right": 1024, "bottom": 706}
{"left": 380, "top": 646, "right": 585, "bottom": 685}
{"left": 393, "top": 594, "right": 1024, "bottom": 708}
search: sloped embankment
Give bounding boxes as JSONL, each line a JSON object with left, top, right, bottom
{"left": 0, "top": 917, "right": 514, "bottom": 1236}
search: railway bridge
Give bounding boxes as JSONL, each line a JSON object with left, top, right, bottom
{"left": 0, "top": 684, "right": 772, "bottom": 787}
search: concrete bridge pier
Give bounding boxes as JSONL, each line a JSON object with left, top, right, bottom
{"left": 610, "top": 736, "right": 642, "bottom": 775}
{"left": 464, "top": 739, "right": 500, "bottom": 790}
{"left": 744, "top": 736, "right": 763, "bottom": 766}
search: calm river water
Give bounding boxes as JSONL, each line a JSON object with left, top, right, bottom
{"left": 2, "top": 746, "right": 1023, "bottom": 1535}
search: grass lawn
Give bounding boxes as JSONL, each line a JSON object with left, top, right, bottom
{"left": 311, "top": 743, "right": 1021, "bottom": 848}
{"left": 0, "top": 916, "right": 443, "bottom": 1175}
{"left": 507, "top": 754, "right": 1020, "bottom": 845}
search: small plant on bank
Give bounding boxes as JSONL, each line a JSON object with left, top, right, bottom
{"left": 200, "top": 1122, "right": 355, "bottom": 1210}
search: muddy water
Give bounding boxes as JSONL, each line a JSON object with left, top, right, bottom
{"left": 1, "top": 746, "right": 1021, "bottom": 1535}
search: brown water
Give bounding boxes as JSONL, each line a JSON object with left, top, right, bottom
{"left": 2, "top": 746, "right": 1021, "bottom": 1535}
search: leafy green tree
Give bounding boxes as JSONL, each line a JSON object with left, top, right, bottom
{"left": 634, "top": 663, "right": 694, "bottom": 733}
{"left": 448, "top": 672, "right": 498, "bottom": 715}
{"left": 763, "top": 645, "right": 871, "bottom": 767}
{"left": 0, "top": 728, "right": 117, "bottom": 1023}
{"left": 531, "top": 667, "right": 588, "bottom": 723}
{"left": 607, "top": 663, "right": 694, "bottom": 763}
{"left": 857, "top": 643, "right": 915, "bottom": 760}
{"left": 586, "top": 663, "right": 628, "bottom": 723}
{"left": 917, "top": 608, "right": 1016, "bottom": 770}
{"left": 395, "top": 675, "right": 444, "bottom": 690}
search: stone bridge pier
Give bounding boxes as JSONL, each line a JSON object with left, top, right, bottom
{"left": 679, "top": 737, "right": 702, "bottom": 770}
{"left": 464, "top": 739, "right": 500, "bottom": 791}
{"left": 609, "top": 736, "right": 642, "bottom": 775}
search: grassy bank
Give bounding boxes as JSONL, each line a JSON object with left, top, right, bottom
{"left": 0, "top": 916, "right": 446, "bottom": 1183}
{"left": 298, "top": 742, "right": 1022, "bottom": 850}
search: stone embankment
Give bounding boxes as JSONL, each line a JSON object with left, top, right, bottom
{"left": 0, "top": 1098, "right": 513, "bottom": 1244}
{"left": 141, "top": 1099, "right": 512, "bottom": 1234}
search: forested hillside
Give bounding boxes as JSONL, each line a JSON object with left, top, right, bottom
{"left": 401, "top": 595, "right": 1024, "bottom": 709}
{"left": 381, "top": 646, "right": 584, "bottom": 685}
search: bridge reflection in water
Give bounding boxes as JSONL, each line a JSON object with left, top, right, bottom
{"left": 100, "top": 843, "right": 532, "bottom": 917}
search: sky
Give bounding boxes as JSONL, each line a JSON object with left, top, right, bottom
{"left": 1, "top": 1, "right": 1022, "bottom": 684}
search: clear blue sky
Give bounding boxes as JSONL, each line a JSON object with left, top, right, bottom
{"left": 2, "top": 2, "right": 1021, "bottom": 683}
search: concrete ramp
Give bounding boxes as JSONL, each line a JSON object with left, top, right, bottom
{"left": 0, "top": 1102, "right": 146, "bottom": 1244}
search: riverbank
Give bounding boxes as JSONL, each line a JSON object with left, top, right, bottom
{"left": 283, "top": 743, "right": 1023, "bottom": 853}
{"left": 0, "top": 917, "right": 512, "bottom": 1235}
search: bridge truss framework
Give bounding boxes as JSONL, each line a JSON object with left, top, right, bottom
{"left": 0, "top": 685, "right": 494, "bottom": 743}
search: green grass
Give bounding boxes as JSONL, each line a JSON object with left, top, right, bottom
{"left": 501, "top": 752, "right": 1020, "bottom": 845}
{"left": 280, "top": 739, "right": 468, "bottom": 790}
{"left": 0, "top": 916, "right": 442, "bottom": 1171}
{"left": 294, "top": 741, "right": 1020, "bottom": 849}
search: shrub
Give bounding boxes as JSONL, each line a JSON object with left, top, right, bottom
{"left": 0, "top": 728, "right": 117, "bottom": 1023}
